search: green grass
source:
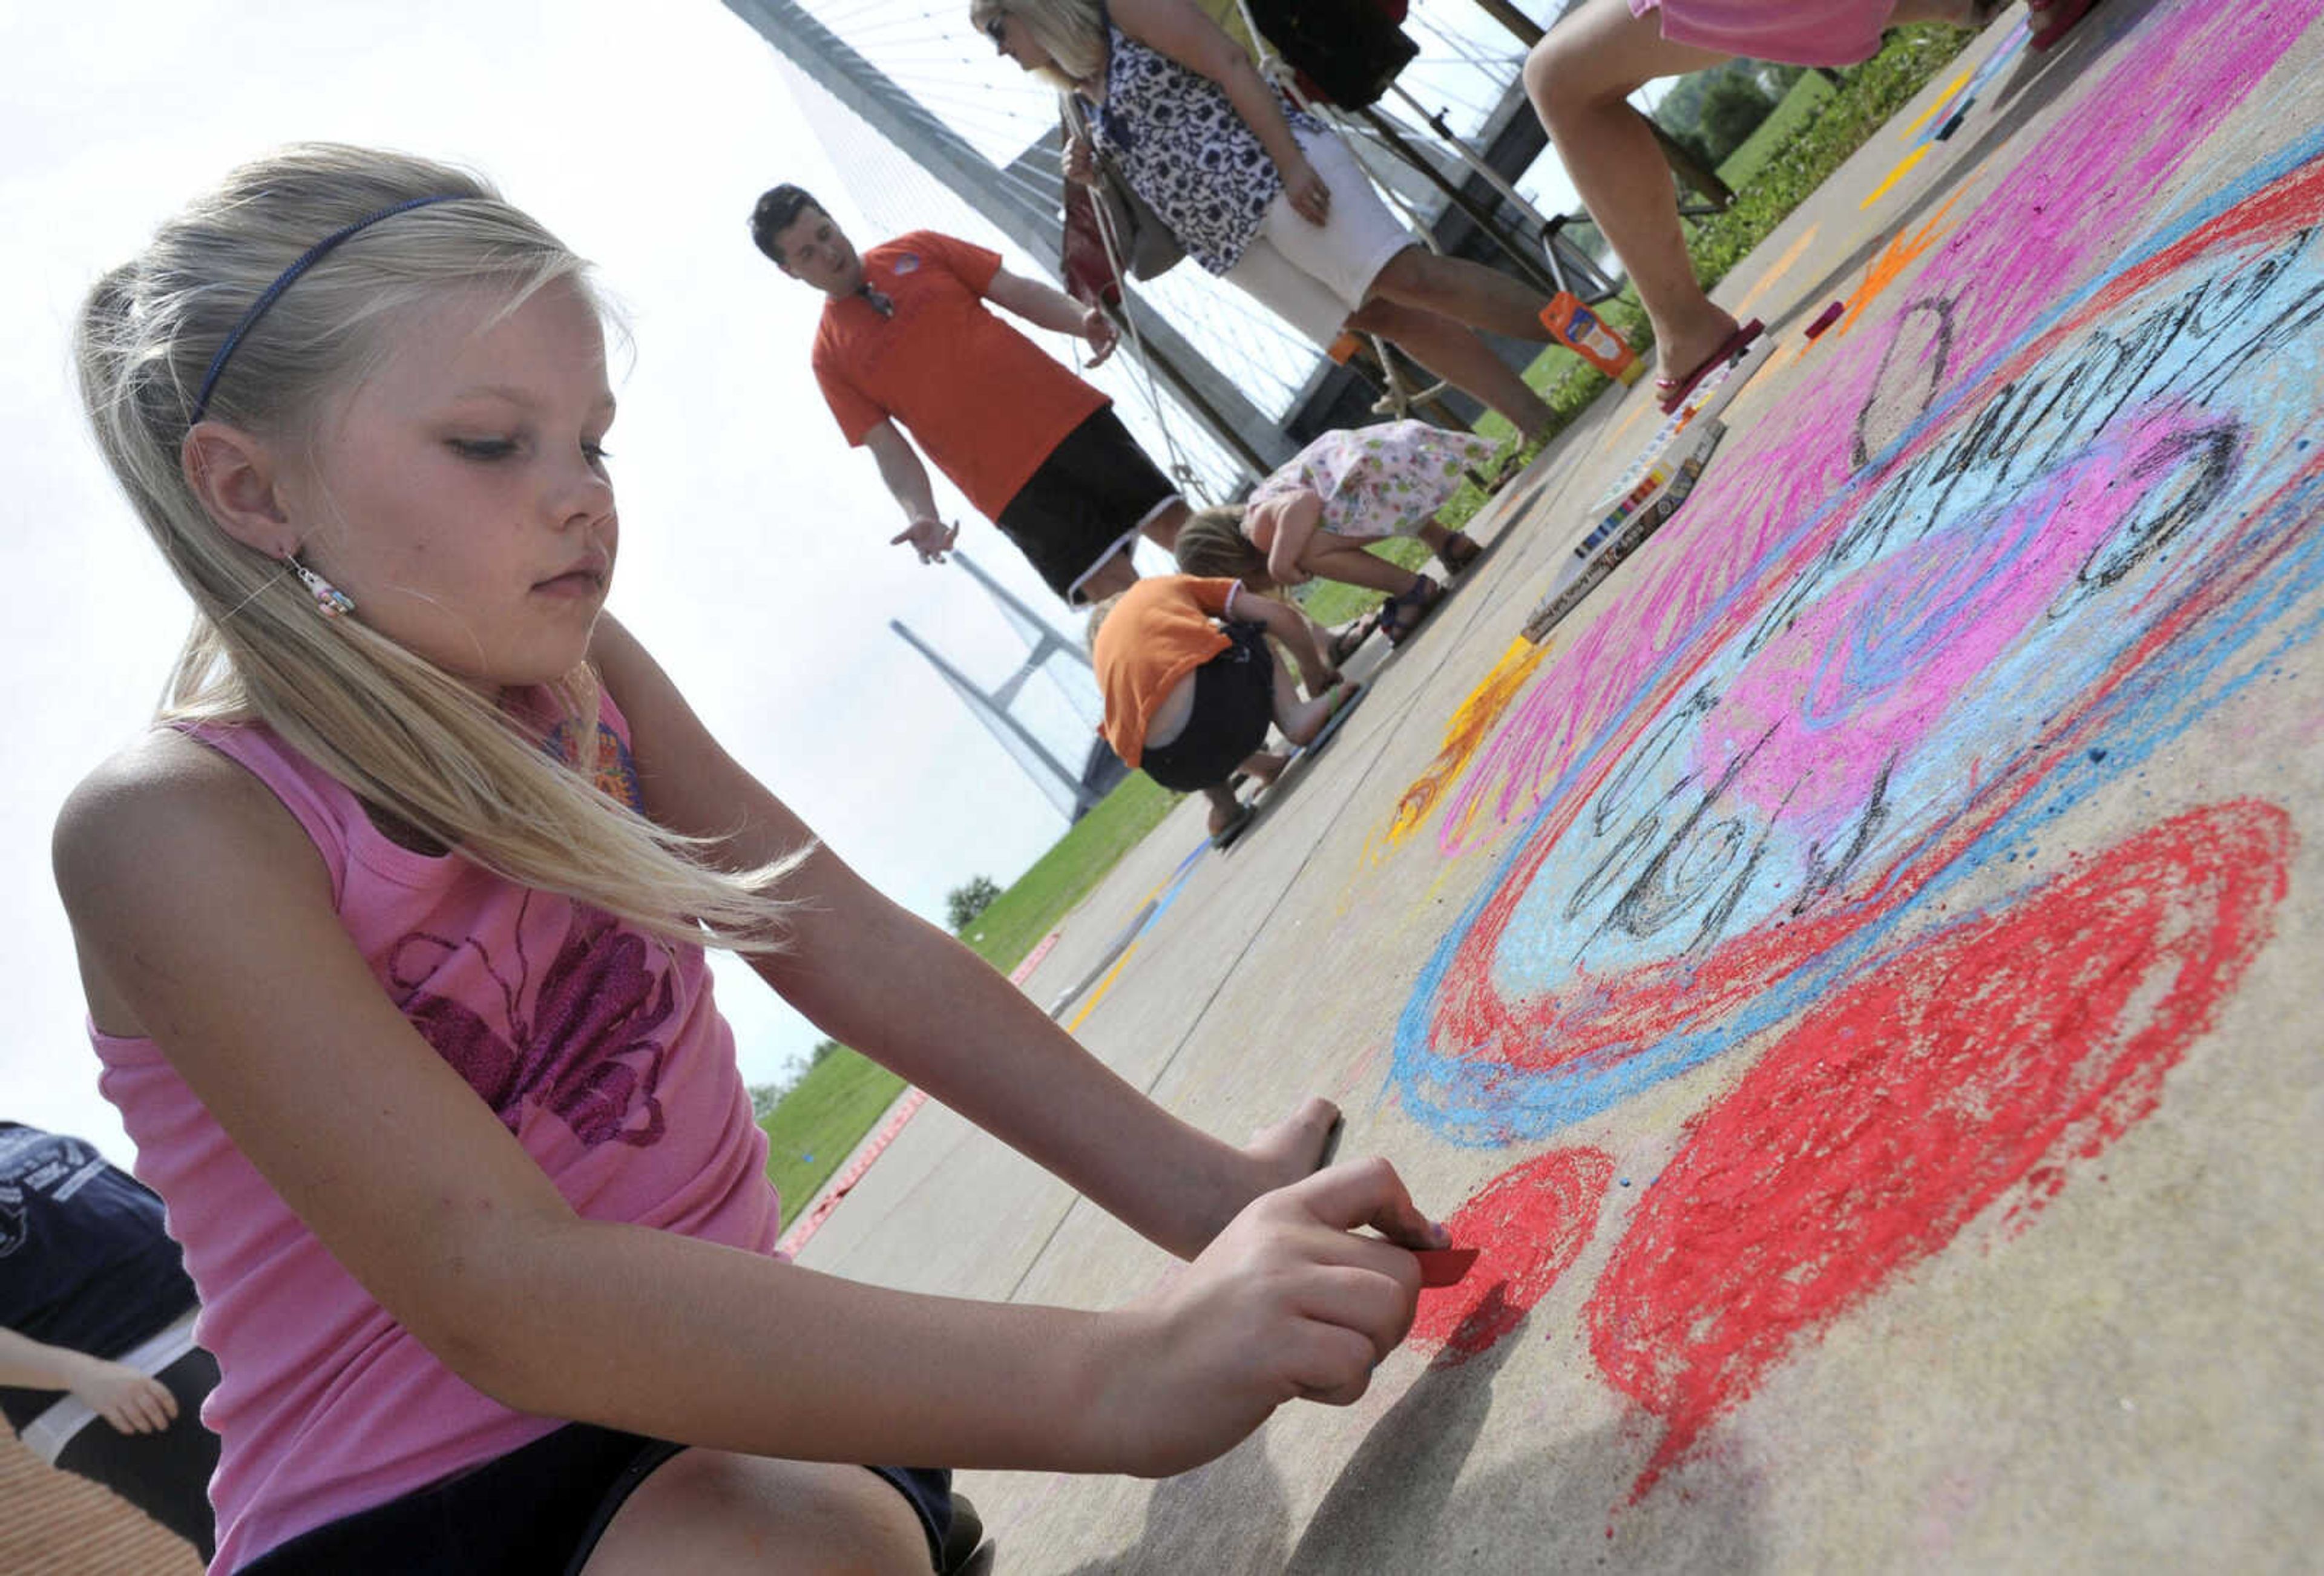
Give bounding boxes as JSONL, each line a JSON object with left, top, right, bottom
{"left": 760, "top": 27, "right": 1978, "bottom": 1227}
{"left": 953, "top": 771, "right": 1182, "bottom": 974}
{"left": 762, "top": 770, "right": 1183, "bottom": 1227}
{"left": 1716, "top": 71, "right": 1839, "bottom": 192}
{"left": 762, "top": 1049, "right": 906, "bottom": 1229}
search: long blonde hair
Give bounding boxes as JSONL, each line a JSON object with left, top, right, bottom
{"left": 970, "top": 0, "right": 1109, "bottom": 92}
{"left": 74, "top": 143, "right": 800, "bottom": 952}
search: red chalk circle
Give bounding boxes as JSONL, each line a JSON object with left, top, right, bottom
{"left": 1405, "top": 1147, "right": 1614, "bottom": 1365}
{"left": 1582, "top": 800, "right": 2293, "bottom": 1503}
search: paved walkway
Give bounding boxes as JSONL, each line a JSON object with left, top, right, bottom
{"left": 800, "top": 4, "right": 2324, "bottom": 1566}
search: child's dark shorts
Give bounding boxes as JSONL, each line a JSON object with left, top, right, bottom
{"left": 997, "top": 406, "right": 1180, "bottom": 604}
{"left": 234, "top": 1423, "right": 967, "bottom": 1574}
{"left": 1141, "top": 623, "right": 1275, "bottom": 791}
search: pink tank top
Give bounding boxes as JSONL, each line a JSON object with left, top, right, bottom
{"left": 91, "top": 694, "right": 780, "bottom": 1571}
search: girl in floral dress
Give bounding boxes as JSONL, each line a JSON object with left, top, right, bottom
{"left": 1175, "top": 419, "right": 1502, "bottom": 646}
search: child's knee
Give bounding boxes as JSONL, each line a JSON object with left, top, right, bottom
{"left": 583, "top": 1451, "right": 930, "bottom": 1575}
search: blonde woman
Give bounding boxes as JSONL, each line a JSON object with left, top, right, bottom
{"left": 57, "top": 144, "right": 1443, "bottom": 1574}
{"left": 976, "top": 0, "right": 1564, "bottom": 442}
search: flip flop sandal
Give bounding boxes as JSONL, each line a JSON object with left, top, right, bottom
{"left": 1209, "top": 799, "right": 1256, "bottom": 850}
{"left": 2029, "top": 0, "right": 2099, "bottom": 48}
{"left": 1436, "top": 534, "right": 1484, "bottom": 576}
{"left": 1326, "top": 609, "right": 1380, "bottom": 665}
{"left": 1380, "top": 577, "right": 1445, "bottom": 647}
{"left": 1655, "top": 318, "right": 1765, "bottom": 415}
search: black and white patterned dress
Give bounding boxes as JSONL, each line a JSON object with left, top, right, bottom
{"left": 1088, "top": 22, "right": 1322, "bottom": 275}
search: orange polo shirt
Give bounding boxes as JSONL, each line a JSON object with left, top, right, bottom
{"left": 1093, "top": 576, "right": 1246, "bottom": 767}
{"left": 811, "top": 231, "right": 1109, "bottom": 520}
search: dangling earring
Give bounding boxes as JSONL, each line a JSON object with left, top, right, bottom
{"left": 286, "top": 553, "right": 355, "bottom": 617}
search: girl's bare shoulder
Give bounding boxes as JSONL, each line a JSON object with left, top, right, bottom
{"left": 54, "top": 726, "right": 318, "bottom": 905}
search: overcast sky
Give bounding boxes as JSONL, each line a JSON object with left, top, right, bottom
{"left": 1, "top": 1, "right": 1124, "bottom": 1161}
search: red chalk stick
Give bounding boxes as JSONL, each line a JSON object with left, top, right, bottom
{"left": 1804, "top": 301, "right": 1846, "bottom": 338}
{"left": 1416, "top": 1247, "right": 1480, "bottom": 1288}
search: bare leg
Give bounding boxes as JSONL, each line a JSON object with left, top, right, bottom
{"left": 1368, "top": 245, "right": 1556, "bottom": 341}
{"left": 1269, "top": 657, "right": 1344, "bottom": 746}
{"left": 1077, "top": 547, "right": 1140, "bottom": 603}
{"left": 1525, "top": 0, "right": 1739, "bottom": 380}
{"left": 1140, "top": 497, "right": 1190, "bottom": 553}
{"left": 1296, "top": 532, "right": 1424, "bottom": 596}
{"left": 583, "top": 1453, "right": 929, "bottom": 1575}
{"left": 1201, "top": 781, "right": 1244, "bottom": 836}
{"left": 1345, "top": 297, "right": 1555, "bottom": 441}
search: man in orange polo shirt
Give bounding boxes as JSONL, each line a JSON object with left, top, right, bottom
{"left": 750, "top": 185, "right": 1190, "bottom": 605}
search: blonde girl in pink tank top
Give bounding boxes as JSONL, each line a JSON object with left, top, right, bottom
{"left": 56, "top": 145, "right": 1446, "bottom": 1574}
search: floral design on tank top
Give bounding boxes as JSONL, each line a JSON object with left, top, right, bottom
{"left": 389, "top": 895, "right": 680, "bottom": 1149}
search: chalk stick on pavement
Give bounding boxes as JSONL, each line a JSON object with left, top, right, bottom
{"left": 1416, "top": 1247, "right": 1481, "bottom": 1289}
{"left": 1805, "top": 301, "right": 1846, "bottom": 339}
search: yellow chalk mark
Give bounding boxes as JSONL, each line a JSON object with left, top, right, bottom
{"left": 1860, "top": 144, "right": 1932, "bottom": 209}
{"left": 1837, "top": 191, "right": 1963, "bottom": 337}
{"left": 1368, "top": 636, "right": 1555, "bottom": 861}
{"left": 1899, "top": 69, "right": 1974, "bottom": 140}
{"left": 1731, "top": 222, "right": 1822, "bottom": 320}
{"left": 1066, "top": 940, "right": 1140, "bottom": 1032}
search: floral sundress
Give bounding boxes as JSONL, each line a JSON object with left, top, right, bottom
{"left": 1247, "top": 420, "right": 1505, "bottom": 540}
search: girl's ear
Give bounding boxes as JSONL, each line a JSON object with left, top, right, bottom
{"left": 181, "top": 423, "right": 297, "bottom": 558}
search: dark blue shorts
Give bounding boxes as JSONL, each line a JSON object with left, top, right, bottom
{"left": 234, "top": 1422, "right": 965, "bottom": 1574}
{"left": 1140, "top": 622, "right": 1277, "bottom": 791}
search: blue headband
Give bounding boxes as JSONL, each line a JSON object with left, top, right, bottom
{"left": 188, "top": 194, "right": 461, "bottom": 425}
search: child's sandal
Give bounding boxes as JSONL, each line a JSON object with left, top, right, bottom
{"left": 1436, "top": 534, "right": 1483, "bottom": 576}
{"left": 1380, "top": 576, "right": 1444, "bottom": 648}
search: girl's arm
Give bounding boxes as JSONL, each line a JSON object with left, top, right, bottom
{"left": 1109, "top": 0, "right": 1332, "bottom": 224}
{"left": 1262, "top": 489, "right": 1325, "bottom": 589}
{"left": 0, "top": 1327, "right": 178, "bottom": 1434}
{"left": 591, "top": 614, "right": 1358, "bottom": 1255}
{"left": 53, "top": 721, "right": 1437, "bottom": 1478}
{"left": 1230, "top": 586, "right": 1336, "bottom": 694}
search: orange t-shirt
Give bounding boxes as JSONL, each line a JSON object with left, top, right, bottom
{"left": 811, "top": 231, "right": 1110, "bottom": 520}
{"left": 1092, "top": 576, "right": 1247, "bottom": 767}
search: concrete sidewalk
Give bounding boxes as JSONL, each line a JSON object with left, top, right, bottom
{"left": 802, "top": 4, "right": 2324, "bottom": 1567}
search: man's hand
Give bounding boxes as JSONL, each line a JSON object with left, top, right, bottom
{"left": 891, "top": 516, "right": 960, "bottom": 565}
{"left": 1080, "top": 306, "right": 1120, "bottom": 368}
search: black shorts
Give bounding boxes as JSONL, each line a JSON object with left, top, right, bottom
{"left": 50, "top": 1347, "right": 221, "bottom": 1561}
{"left": 234, "top": 1423, "right": 962, "bottom": 1575}
{"left": 997, "top": 405, "right": 1179, "bottom": 604}
{"left": 1140, "top": 623, "right": 1276, "bottom": 791}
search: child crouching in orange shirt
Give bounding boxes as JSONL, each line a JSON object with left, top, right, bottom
{"left": 1090, "top": 577, "right": 1355, "bottom": 839}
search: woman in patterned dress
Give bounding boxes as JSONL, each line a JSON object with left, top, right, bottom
{"left": 974, "top": 0, "right": 1566, "bottom": 442}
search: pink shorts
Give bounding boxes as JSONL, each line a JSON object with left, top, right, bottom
{"left": 1630, "top": 0, "right": 1892, "bottom": 68}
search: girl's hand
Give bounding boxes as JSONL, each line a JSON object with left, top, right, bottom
{"left": 1281, "top": 157, "right": 1333, "bottom": 226}
{"left": 1088, "top": 1158, "right": 1444, "bottom": 1477}
{"left": 1063, "top": 132, "right": 1098, "bottom": 188}
{"left": 74, "top": 1359, "right": 179, "bottom": 1436}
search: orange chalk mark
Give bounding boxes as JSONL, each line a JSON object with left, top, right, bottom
{"left": 1836, "top": 191, "right": 1962, "bottom": 337}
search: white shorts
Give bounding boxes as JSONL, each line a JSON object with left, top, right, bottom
{"left": 1223, "top": 126, "right": 1416, "bottom": 346}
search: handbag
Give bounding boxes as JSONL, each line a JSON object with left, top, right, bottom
{"left": 1059, "top": 97, "right": 1184, "bottom": 298}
